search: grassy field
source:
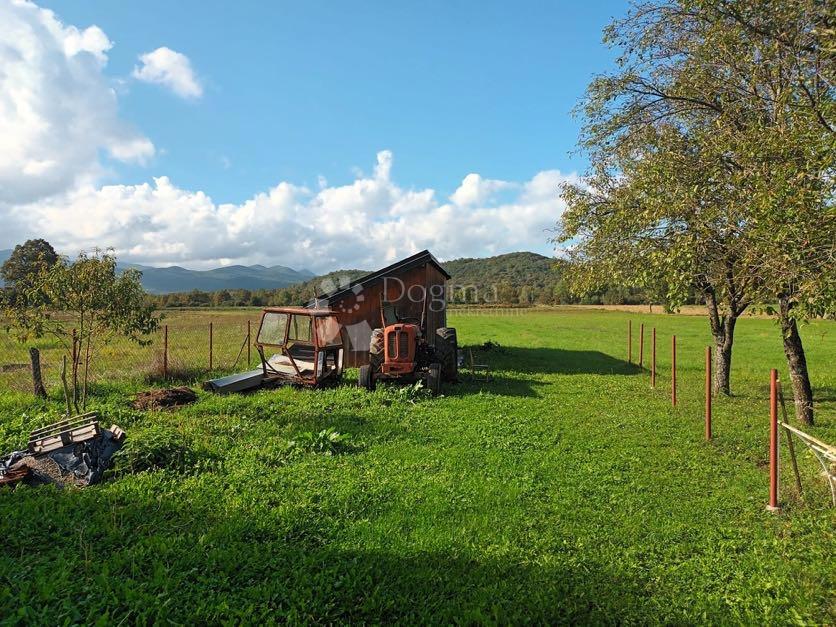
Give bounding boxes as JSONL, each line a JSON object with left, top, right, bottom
{"left": 0, "top": 309, "right": 833, "bottom": 623}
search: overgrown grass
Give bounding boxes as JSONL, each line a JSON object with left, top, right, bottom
{"left": 0, "top": 309, "right": 833, "bottom": 623}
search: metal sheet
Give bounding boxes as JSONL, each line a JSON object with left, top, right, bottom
{"left": 203, "top": 368, "right": 265, "bottom": 394}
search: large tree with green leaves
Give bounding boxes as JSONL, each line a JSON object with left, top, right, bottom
{"left": 558, "top": 0, "right": 834, "bottom": 419}
{"left": 3, "top": 249, "right": 160, "bottom": 411}
{"left": 1, "top": 239, "right": 58, "bottom": 294}
{"left": 558, "top": 122, "right": 756, "bottom": 395}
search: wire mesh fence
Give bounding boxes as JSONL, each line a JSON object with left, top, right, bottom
{"left": 0, "top": 309, "right": 265, "bottom": 392}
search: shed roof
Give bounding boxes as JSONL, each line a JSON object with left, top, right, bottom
{"left": 306, "top": 249, "right": 450, "bottom": 306}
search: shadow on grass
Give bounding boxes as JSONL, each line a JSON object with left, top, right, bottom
{"left": 446, "top": 374, "right": 547, "bottom": 398}
{"left": 0, "top": 485, "right": 650, "bottom": 623}
{"left": 465, "top": 346, "right": 642, "bottom": 376}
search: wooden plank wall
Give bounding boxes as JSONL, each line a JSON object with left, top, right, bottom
{"left": 331, "top": 262, "right": 448, "bottom": 366}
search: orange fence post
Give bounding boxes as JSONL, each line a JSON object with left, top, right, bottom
{"left": 628, "top": 320, "right": 632, "bottom": 363}
{"left": 651, "top": 328, "right": 656, "bottom": 388}
{"left": 209, "top": 322, "right": 214, "bottom": 371}
{"left": 705, "top": 346, "right": 712, "bottom": 440}
{"left": 639, "top": 323, "right": 644, "bottom": 368}
{"left": 671, "top": 335, "right": 677, "bottom": 406}
{"left": 767, "top": 368, "right": 781, "bottom": 512}
{"left": 163, "top": 325, "right": 169, "bottom": 379}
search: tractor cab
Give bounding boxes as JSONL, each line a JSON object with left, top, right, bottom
{"left": 255, "top": 307, "right": 346, "bottom": 387}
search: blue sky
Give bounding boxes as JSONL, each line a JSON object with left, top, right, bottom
{"left": 3, "top": 0, "right": 628, "bottom": 271}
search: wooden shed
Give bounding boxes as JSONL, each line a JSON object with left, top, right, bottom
{"left": 306, "top": 250, "right": 451, "bottom": 366}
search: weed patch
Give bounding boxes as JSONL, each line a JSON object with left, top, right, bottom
{"left": 111, "top": 424, "right": 197, "bottom": 474}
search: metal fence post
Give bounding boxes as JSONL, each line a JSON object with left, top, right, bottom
{"left": 767, "top": 368, "right": 781, "bottom": 512}
{"left": 209, "top": 322, "right": 213, "bottom": 371}
{"left": 705, "top": 346, "right": 712, "bottom": 440}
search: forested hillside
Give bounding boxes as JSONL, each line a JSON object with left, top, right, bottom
{"left": 145, "top": 252, "right": 656, "bottom": 308}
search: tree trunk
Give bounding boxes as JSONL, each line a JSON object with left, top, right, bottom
{"left": 712, "top": 316, "right": 737, "bottom": 396}
{"left": 28, "top": 347, "right": 47, "bottom": 399}
{"left": 704, "top": 289, "right": 738, "bottom": 396}
{"left": 778, "top": 297, "right": 814, "bottom": 425}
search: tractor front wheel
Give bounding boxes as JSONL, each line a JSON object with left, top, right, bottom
{"left": 358, "top": 364, "right": 376, "bottom": 391}
{"left": 426, "top": 363, "right": 441, "bottom": 396}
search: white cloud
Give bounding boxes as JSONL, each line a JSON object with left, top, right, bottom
{"left": 0, "top": 3, "right": 573, "bottom": 273}
{"left": 450, "top": 173, "right": 514, "bottom": 207}
{"left": 0, "top": 0, "right": 154, "bottom": 204}
{"left": 132, "top": 47, "right": 203, "bottom": 99}
{"left": 6, "top": 150, "right": 578, "bottom": 272}
{"left": 61, "top": 23, "right": 111, "bottom": 62}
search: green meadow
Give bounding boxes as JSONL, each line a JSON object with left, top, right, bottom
{"left": 0, "top": 309, "right": 833, "bottom": 623}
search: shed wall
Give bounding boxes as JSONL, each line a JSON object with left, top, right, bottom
{"left": 330, "top": 262, "right": 448, "bottom": 366}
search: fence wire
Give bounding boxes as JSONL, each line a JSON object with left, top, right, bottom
{"left": 0, "top": 311, "right": 264, "bottom": 391}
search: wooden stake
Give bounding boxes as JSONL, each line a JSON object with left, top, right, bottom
{"left": 639, "top": 323, "right": 644, "bottom": 368}
{"left": 767, "top": 368, "right": 781, "bottom": 512}
{"left": 651, "top": 328, "right": 656, "bottom": 388}
{"left": 60, "top": 355, "right": 71, "bottom": 416}
{"left": 71, "top": 327, "right": 78, "bottom": 408}
{"left": 163, "top": 324, "right": 169, "bottom": 379}
{"left": 671, "top": 335, "right": 676, "bottom": 406}
{"left": 705, "top": 346, "right": 712, "bottom": 440}
{"left": 29, "top": 347, "right": 47, "bottom": 399}
{"left": 627, "top": 320, "right": 632, "bottom": 364}
{"left": 247, "top": 320, "right": 252, "bottom": 367}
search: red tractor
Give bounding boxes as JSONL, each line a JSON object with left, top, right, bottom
{"left": 358, "top": 299, "right": 457, "bottom": 396}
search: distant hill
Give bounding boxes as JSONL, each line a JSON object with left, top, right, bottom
{"left": 121, "top": 263, "right": 316, "bottom": 294}
{"left": 443, "top": 251, "right": 555, "bottom": 289}
{"left": 3, "top": 248, "right": 580, "bottom": 305}
{"left": 273, "top": 252, "right": 557, "bottom": 302}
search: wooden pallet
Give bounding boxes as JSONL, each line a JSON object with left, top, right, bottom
{"left": 28, "top": 412, "right": 100, "bottom": 455}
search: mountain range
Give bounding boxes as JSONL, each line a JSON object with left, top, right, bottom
{"left": 0, "top": 249, "right": 316, "bottom": 294}
{"left": 119, "top": 262, "right": 316, "bottom": 294}
{"left": 0, "top": 249, "right": 554, "bottom": 295}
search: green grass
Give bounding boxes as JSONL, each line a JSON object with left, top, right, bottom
{"left": 0, "top": 309, "right": 833, "bottom": 623}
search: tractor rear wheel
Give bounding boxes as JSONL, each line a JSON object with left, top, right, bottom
{"left": 358, "top": 364, "right": 375, "bottom": 391}
{"left": 426, "top": 363, "right": 441, "bottom": 396}
{"left": 435, "top": 327, "right": 458, "bottom": 382}
{"left": 369, "top": 328, "right": 384, "bottom": 371}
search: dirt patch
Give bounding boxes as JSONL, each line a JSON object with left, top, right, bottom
{"left": 132, "top": 386, "right": 197, "bottom": 410}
